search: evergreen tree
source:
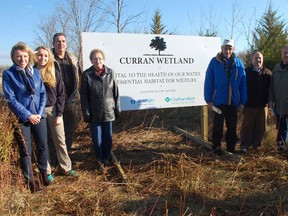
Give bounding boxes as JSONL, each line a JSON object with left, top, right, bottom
{"left": 252, "top": 4, "right": 288, "bottom": 70}
{"left": 150, "top": 9, "right": 168, "bottom": 34}
{"left": 199, "top": 29, "right": 217, "bottom": 37}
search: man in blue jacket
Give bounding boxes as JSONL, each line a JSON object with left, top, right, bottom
{"left": 204, "top": 39, "right": 247, "bottom": 155}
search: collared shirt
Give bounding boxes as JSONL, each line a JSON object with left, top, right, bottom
{"left": 95, "top": 66, "right": 105, "bottom": 77}
{"left": 281, "top": 62, "right": 288, "bottom": 69}
{"left": 54, "top": 53, "right": 74, "bottom": 98}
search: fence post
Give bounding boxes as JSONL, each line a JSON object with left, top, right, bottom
{"left": 201, "top": 106, "right": 208, "bottom": 142}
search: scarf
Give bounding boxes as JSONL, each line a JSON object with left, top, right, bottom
{"left": 95, "top": 66, "right": 105, "bottom": 77}
{"left": 216, "top": 52, "right": 236, "bottom": 80}
{"left": 16, "top": 64, "right": 36, "bottom": 95}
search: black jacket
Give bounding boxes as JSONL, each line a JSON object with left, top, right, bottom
{"left": 80, "top": 65, "right": 120, "bottom": 123}
{"left": 245, "top": 66, "right": 272, "bottom": 108}
{"left": 44, "top": 63, "right": 65, "bottom": 117}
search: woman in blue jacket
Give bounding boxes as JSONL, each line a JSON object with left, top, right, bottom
{"left": 2, "top": 42, "right": 50, "bottom": 192}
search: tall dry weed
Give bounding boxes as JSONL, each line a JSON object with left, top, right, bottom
{"left": 0, "top": 99, "right": 14, "bottom": 212}
{"left": 0, "top": 99, "right": 13, "bottom": 161}
{"left": 0, "top": 99, "right": 31, "bottom": 215}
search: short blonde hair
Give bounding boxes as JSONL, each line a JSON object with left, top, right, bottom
{"left": 89, "top": 49, "right": 105, "bottom": 61}
{"left": 10, "top": 42, "right": 36, "bottom": 65}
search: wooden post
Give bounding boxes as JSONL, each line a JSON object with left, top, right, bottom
{"left": 201, "top": 106, "right": 208, "bottom": 142}
{"left": 111, "top": 151, "right": 128, "bottom": 183}
{"left": 173, "top": 126, "right": 235, "bottom": 157}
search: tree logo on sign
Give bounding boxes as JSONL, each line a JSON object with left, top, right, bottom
{"left": 150, "top": 36, "right": 167, "bottom": 55}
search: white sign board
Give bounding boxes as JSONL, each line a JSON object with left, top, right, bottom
{"left": 82, "top": 33, "right": 220, "bottom": 111}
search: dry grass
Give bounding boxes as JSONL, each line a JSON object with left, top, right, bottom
{"left": 1, "top": 106, "right": 288, "bottom": 215}
{"left": 0, "top": 74, "right": 2, "bottom": 92}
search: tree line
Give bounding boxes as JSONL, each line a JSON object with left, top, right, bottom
{"left": 1, "top": 0, "right": 288, "bottom": 71}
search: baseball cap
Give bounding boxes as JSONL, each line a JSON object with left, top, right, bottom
{"left": 222, "top": 39, "right": 234, "bottom": 47}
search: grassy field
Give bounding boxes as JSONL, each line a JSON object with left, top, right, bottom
{"left": 1, "top": 103, "right": 287, "bottom": 215}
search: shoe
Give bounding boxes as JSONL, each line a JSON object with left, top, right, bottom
{"left": 213, "top": 148, "right": 223, "bottom": 156}
{"left": 241, "top": 148, "right": 248, "bottom": 153}
{"left": 252, "top": 146, "right": 259, "bottom": 151}
{"left": 226, "top": 149, "right": 235, "bottom": 154}
{"left": 41, "top": 171, "right": 51, "bottom": 186}
{"left": 28, "top": 181, "right": 41, "bottom": 193}
{"left": 103, "top": 159, "right": 112, "bottom": 166}
{"left": 65, "top": 170, "right": 78, "bottom": 176}
{"left": 48, "top": 174, "right": 54, "bottom": 182}
{"left": 277, "top": 143, "right": 286, "bottom": 151}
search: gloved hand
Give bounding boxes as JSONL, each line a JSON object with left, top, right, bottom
{"left": 238, "top": 104, "right": 244, "bottom": 112}
{"left": 207, "top": 102, "right": 213, "bottom": 111}
{"left": 83, "top": 115, "right": 91, "bottom": 123}
{"left": 114, "top": 109, "right": 121, "bottom": 119}
{"left": 268, "top": 102, "right": 273, "bottom": 108}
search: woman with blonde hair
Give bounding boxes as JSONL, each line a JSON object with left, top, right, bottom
{"left": 2, "top": 42, "right": 50, "bottom": 192}
{"left": 35, "top": 46, "right": 77, "bottom": 177}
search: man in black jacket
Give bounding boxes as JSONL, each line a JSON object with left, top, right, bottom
{"left": 240, "top": 51, "right": 272, "bottom": 152}
{"left": 52, "top": 33, "right": 81, "bottom": 153}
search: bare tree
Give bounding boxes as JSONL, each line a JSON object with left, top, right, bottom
{"left": 198, "top": 3, "right": 219, "bottom": 37}
{"left": 100, "top": 0, "right": 143, "bottom": 33}
{"left": 224, "top": 0, "right": 242, "bottom": 40}
{"left": 35, "top": 0, "right": 145, "bottom": 68}
{"left": 238, "top": 9, "right": 258, "bottom": 51}
{"left": 34, "top": 14, "right": 63, "bottom": 47}
{"left": 34, "top": 0, "right": 107, "bottom": 69}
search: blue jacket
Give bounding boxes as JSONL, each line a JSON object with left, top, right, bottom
{"left": 2, "top": 64, "right": 46, "bottom": 123}
{"left": 204, "top": 53, "right": 247, "bottom": 107}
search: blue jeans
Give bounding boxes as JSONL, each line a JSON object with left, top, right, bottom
{"left": 276, "top": 115, "right": 288, "bottom": 145}
{"left": 89, "top": 122, "right": 112, "bottom": 161}
{"left": 14, "top": 118, "right": 48, "bottom": 182}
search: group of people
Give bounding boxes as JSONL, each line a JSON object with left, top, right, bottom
{"left": 2, "top": 33, "right": 120, "bottom": 192}
{"left": 2, "top": 33, "right": 288, "bottom": 191}
{"left": 204, "top": 39, "right": 288, "bottom": 155}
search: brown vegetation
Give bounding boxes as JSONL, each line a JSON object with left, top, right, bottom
{"left": 1, "top": 104, "right": 288, "bottom": 215}
{"left": 0, "top": 65, "right": 9, "bottom": 91}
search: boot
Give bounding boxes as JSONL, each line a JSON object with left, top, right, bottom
{"left": 28, "top": 180, "right": 41, "bottom": 193}
{"left": 41, "top": 171, "right": 51, "bottom": 186}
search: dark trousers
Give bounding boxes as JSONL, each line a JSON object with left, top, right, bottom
{"left": 240, "top": 107, "right": 267, "bottom": 149}
{"left": 63, "top": 102, "right": 77, "bottom": 152}
{"left": 276, "top": 114, "right": 288, "bottom": 145}
{"left": 89, "top": 121, "right": 113, "bottom": 161}
{"left": 14, "top": 118, "right": 48, "bottom": 182}
{"left": 212, "top": 105, "right": 238, "bottom": 152}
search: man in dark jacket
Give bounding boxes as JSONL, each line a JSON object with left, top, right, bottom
{"left": 52, "top": 33, "right": 80, "bottom": 153}
{"left": 269, "top": 44, "right": 288, "bottom": 151}
{"left": 240, "top": 51, "right": 272, "bottom": 152}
